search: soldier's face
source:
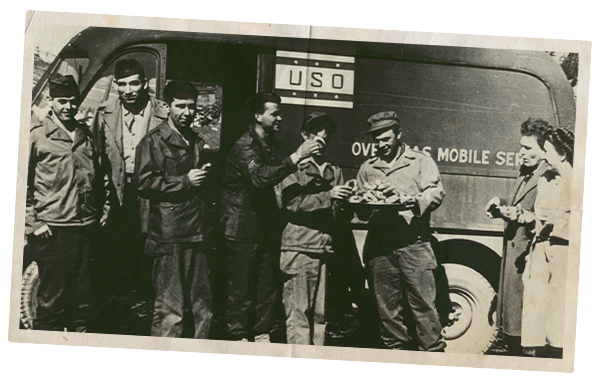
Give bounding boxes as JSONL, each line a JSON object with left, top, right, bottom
{"left": 257, "top": 102, "right": 282, "bottom": 133}
{"left": 115, "top": 74, "right": 147, "bottom": 105}
{"left": 51, "top": 96, "right": 79, "bottom": 122}
{"left": 373, "top": 128, "right": 401, "bottom": 158}
{"left": 302, "top": 126, "right": 331, "bottom": 156}
{"left": 169, "top": 98, "right": 196, "bottom": 129}
{"left": 519, "top": 135, "right": 545, "bottom": 168}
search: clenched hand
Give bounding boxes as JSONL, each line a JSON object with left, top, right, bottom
{"left": 187, "top": 168, "right": 209, "bottom": 187}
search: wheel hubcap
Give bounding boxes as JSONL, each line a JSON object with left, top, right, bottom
{"left": 442, "top": 292, "right": 474, "bottom": 340}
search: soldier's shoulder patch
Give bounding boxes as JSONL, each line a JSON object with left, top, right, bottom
{"left": 248, "top": 159, "right": 261, "bottom": 171}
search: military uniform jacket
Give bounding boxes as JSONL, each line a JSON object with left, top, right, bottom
{"left": 26, "top": 115, "right": 109, "bottom": 236}
{"left": 357, "top": 144, "right": 445, "bottom": 261}
{"left": 279, "top": 159, "right": 344, "bottom": 254}
{"left": 220, "top": 126, "right": 298, "bottom": 242}
{"left": 496, "top": 162, "right": 547, "bottom": 337}
{"left": 134, "top": 121, "right": 209, "bottom": 250}
{"left": 91, "top": 96, "right": 168, "bottom": 231}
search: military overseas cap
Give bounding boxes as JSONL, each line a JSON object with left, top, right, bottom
{"left": 367, "top": 110, "right": 400, "bottom": 134}
{"left": 49, "top": 74, "right": 80, "bottom": 98}
{"left": 114, "top": 59, "right": 146, "bottom": 80}
{"left": 302, "top": 112, "right": 337, "bottom": 133}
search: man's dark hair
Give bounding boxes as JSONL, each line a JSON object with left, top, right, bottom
{"left": 248, "top": 93, "right": 281, "bottom": 123}
{"left": 114, "top": 59, "right": 146, "bottom": 81}
{"left": 163, "top": 80, "right": 199, "bottom": 105}
{"left": 521, "top": 118, "right": 552, "bottom": 148}
{"left": 545, "top": 127, "right": 575, "bottom": 166}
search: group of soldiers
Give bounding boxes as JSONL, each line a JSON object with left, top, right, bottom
{"left": 27, "top": 57, "right": 453, "bottom": 351}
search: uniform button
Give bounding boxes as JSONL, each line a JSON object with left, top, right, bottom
{"left": 120, "top": 168, "right": 123, "bottom": 173}
{"left": 170, "top": 207, "right": 174, "bottom": 211}
{"left": 117, "top": 183, "right": 121, "bottom": 187}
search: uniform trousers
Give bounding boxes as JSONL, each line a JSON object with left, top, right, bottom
{"left": 225, "top": 239, "right": 277, "bottom": 340}
{"left": 28, "top": 226, "right": 95, "bottom": 332}
{"left": 280, "top": 251, "right": 328, "bottom": 346}
{"left": 103, "top": 182, "right": 150, "bottom": 298}
{"left": 369, "top": 240, "right": 445, "bottom": 351}
{"left": 151, "top": 242, "right": 212, "bottom": 338}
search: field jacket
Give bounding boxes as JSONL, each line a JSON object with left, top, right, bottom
{"left": 135, "top": 121, "right": 209, "bottom": 252}
{"left": 220, "top": 126, "right": 297, "bottom": 242}
{"left": 280, "top": 159, "right": 345, "bottom": 254}
{"left": 26, "top": 115, "right": 109, "bottom": 235}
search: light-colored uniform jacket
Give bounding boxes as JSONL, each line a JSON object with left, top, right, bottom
{"left": 356, "top": 144, "right": 445, "bottom": 263}
{"left": 91, "top": 96, "right": 168, "bottom": 231}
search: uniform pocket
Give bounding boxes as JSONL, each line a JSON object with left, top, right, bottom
{"left": 396, "top": 240, "right": 438, "bottom": 270}
{"left": 156, "top": 198, "right": 201, "bottom": 239}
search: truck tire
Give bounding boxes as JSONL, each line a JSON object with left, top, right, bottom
{"left": 441, "top": 263, "right": 497, "bottom": 353}
{"left": 20, "top": 261, "right": 39, "bottom": 329}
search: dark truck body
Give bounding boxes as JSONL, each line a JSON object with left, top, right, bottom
{"left": 31, "top": 27, "right": 576, "bottom": 352}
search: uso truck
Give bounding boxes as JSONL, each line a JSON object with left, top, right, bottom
{"left": 26, "top": 27, "right": 576, "bottom": 352}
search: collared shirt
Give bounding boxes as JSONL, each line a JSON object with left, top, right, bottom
{"left": 122, "top": 101, "right": 151, "bottom": 173}
{"left": 357, "top": 144, "right": 444, "bottom": 257}
{"left": 357, "top": 143, "right": 445, "bottom": 223}
{"left": 306, "top": 157, "right": 329, "bottom": 177}
{"left": 51, "top": 113, "right": 76, "bottom": 141}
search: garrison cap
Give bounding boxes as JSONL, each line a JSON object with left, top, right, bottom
{"left": 114, "top": 59, "right": 146, "bottom": 80}
{"left": 302, "top": 112, "right": 337, "bottom": 133}
{"left": 367, "top": 111, "right": 400, "bottom": 134}
{"left": 49, "top": 74, "right": 80, "bottom": 98}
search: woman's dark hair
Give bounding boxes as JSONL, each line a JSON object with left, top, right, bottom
{"left": 520, "top": 118, "right": 552, "bottom": 148}
{"left": 545, "top": 127, "right": 575, "bottom": 166}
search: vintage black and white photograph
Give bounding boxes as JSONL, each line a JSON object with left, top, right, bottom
{"left": 8, "top": 10, "right": 590, "bottom": 373}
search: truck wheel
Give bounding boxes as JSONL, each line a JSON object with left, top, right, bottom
{"left": 441, "top": 263, "right": 497, "bottom": 353}
{"left": 20, "top": 261, "right": 39, "bottom": 329}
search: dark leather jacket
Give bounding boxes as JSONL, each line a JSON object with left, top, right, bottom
{"left": 220, "top": 126, "right": 297, "bottom": 242}
{"left": 135, "top": 121, "right": 209, "bottom": 249}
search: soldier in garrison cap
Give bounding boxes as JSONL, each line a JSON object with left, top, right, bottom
{"left": 356, "top": 110, "right": 446, "bottom": 351}
{"left": 26, "top": 74, "right": 110, "bottom": 332}
{"left": 220, "top": 93, "right": 322, "bottom": 342}
{"left": 277, "top": 112, "right": 355, "bottom": 345}
{"left": 90, "top": 58, "right": 169, "bottom": 306}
